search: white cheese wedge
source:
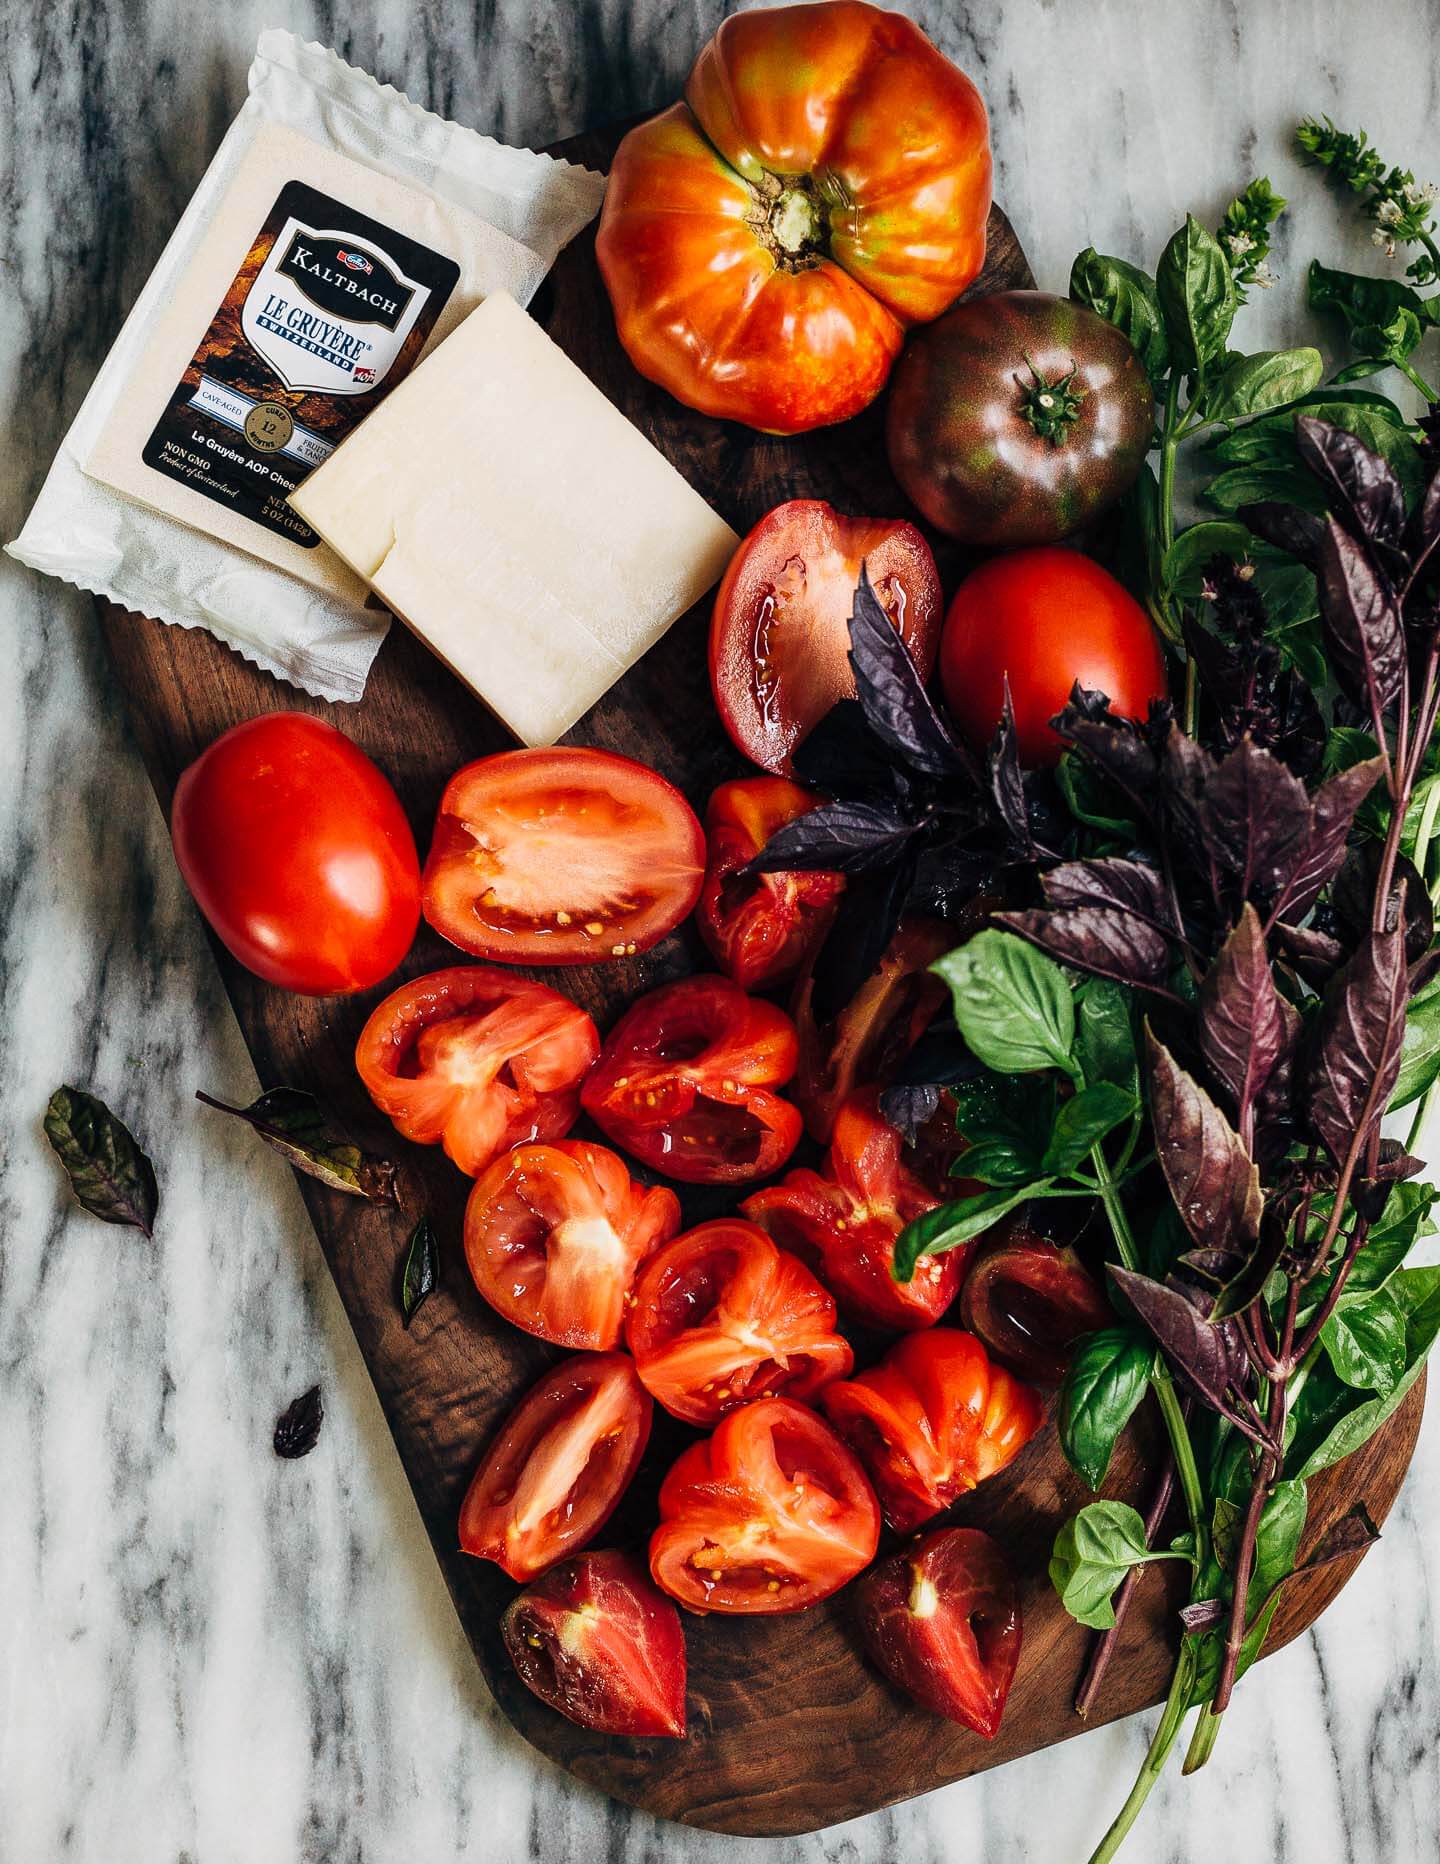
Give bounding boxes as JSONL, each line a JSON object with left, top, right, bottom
{"left": 287, "top": 293, "right": 739, "bottom": 744}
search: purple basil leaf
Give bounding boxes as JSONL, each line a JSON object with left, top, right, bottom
{"left": 1334, "top": 843, "right": 1434, "bottom": 964}
{"left": 791, "top": 699, "right": 899, "bottom": 798}
{"left": 1281, "top": 755, "right": 1389, "bottom": 919}
{"left": 905, "top": 838, "right": 998, "bottom": 916}
{"left": 1407, "top": 469, "right": 1440, "bottom": 584}
{"left": 1295, "top": 414, "right": 1407, "bottom": 552}
{"left": 1306, "top": 911, "right": 1409, "bottom": 1162}
{"left": 1274, "top": 917, "right": 1346, "bottom": 983}
{"left": 1042, "top": 857, "right": 1179, "bottom": 933}
{"left": 1108, "top": 1265, "right": 1268, "bottom": 1443}
{"left": 1239, "top": 499, "right": 1324, "bottom": 568}
{"left": 1052, "top": 686, "right": 1161, "bottom": 816}
{"left": 999, "top": 907, "right": 1176, "bottom": 995}
{"left": 1200, "top": 738, "right": 1312, "bottom": 903}
{"left": 848, "top": 563, "right": 968, "bottom": 779}
{"left": 1371, "top": 1139, "right": 1426, "bottom": 1181}
{"left": 1256, "top": 994, "right": 1302, "bottom": 1136}
{"left": 1199, "top": 905, "right": 1287, "bottom": 1124}
{"left": 1180, "top": 1598, "right": 1228, "bottom": 1634}
{"left": 878, "top": 1082, "right": 941, "bottom": 1145}
{"left": 1145, "top": 1026, "right": 1263, "bottom": 1256}
{"left": 807, "top": 865, "right": 910, "bottom": 1024}
{"left": 1316, "top": 516, "right": 1405, "bottom": 716}
{"left": 988, "top": 681, "right": 1032, "bottom": 853}
{"left": 1158, "top": 725, "right": 1216, "bottom": 870}
{"left": 1297, "top": 1504, "right": 1380, "bottom": 1574}
{"left": 750, "top": 797, "right": 919, "bottom": 875}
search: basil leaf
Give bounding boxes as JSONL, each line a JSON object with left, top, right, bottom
{"left": 1392, "top": 964, "right": 1440, "bottom": 1110}
{"left": 1250, "top": 1478, "right": 1308, "bottom": 1604}
{"left": 1049, "top": 1500, "right": 1183, "bottom": 1630}
{"left": 1200, "top": 347, "right": 1324, "bottom": 426}
{"left": 1157, "top": 215, "right": 1236, "bottom": 379}
{"left": 197, "top": 1087, "right": 398, "bottom": 1204}
{"left": 1210, "top": 388, "right": 1408, "bottom": 462}
{"left": 1069, "top": 247, "right": 1170, "bottom": 387}
{"left": 1057, "top": 755, "right": 1138, "bottom": 839}
{"left": 1074, "top": 976, "right": 1139, "bottom": 1094}
{"left": 400, "top": 1216, "right": 440, "bottom": 1327}
{"left": 1291, "top": 1266, "right": 1440, "bottom": 1477}
{"left": 1057, "top": 1327, "right": 1152, "bottom": 1490}
{"left": 1204, "top": 461, "right": 1328, "bottom": 515}
{"left": 1308, "top": 258, "right": 1436, "bottom": 364}
{"left": 893, "top": 1181, "right": 1050, "bottom": 1281}
{"left": 952, "top": 1138, "right": 1040, "bottom": 1187}
{"left": 273, "top": 1386, "right": 324, "bottom": 1459}
{"left": 1042, "top": 1082, "right": 1138, "bottom": 1174}
{"left": 931, "top": 929, "right": 1076, "bottom": 1075}
{"left": 1322, "top": 1285, "right": 1410, "bottom": 1396}
{"left": 44, "top": 1085, "right": 159, "bottom": 1237}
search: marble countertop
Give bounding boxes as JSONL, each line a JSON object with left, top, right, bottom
{"left": 3, "top": 2, "right": 1437, "bottom": 1859}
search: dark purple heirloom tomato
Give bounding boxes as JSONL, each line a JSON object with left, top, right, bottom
{"left": 885, "top": 290, "right": 1153, "bottom": 547}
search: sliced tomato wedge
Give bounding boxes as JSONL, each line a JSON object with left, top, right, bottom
{"left": 856, "top": 1527, "right": 1022, "bottom": 1738}
{"left": 821, "top": 1329, "right": 1043, "bottom": 1533}
{"left": 743, "top": 1089, "right": 963, "bottom": 1330}
{"left": 355, "top": 966, "right": 599, "bottom": 1177}
{"left": 960, "top": 1226, "right": 1114, "bottom": 1386}
{"left": 626, "top": 1218, "right": 853, "bottom": 1425}
{"left": 501, "top": 1550, "right": 687, "bottom": 1738}
{"left": 422, "top": 748, "right": 705, "bottom": 965}
{"left": 650, "top": 1397, "right": 880, "bottom": 1614}
{"left": 697, "top": 777, "right": 845, "bottom": 992}
{"left": 581, "top": 974, "right": 802, "bottom": 1184}
{"left": 709, "top": 500, "right": 942, "bottom": 774}
{"left": 459, "top": 1353, "right": 652, "bottom": 1582}
{"left": 792, "top": 918, "right": 952, "bottom": 1142}
{"left": 464, "top": 1140, "right": 681, "bottom": 1351}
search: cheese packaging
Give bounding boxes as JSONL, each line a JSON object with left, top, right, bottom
{"left": 288, "top": 293, "right": 739, "bottom": 746}
{"left": 7, "top": 33, "right": 605, "bottom": 701}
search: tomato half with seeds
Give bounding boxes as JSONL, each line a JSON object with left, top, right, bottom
{"left": 744, "top": 1090, "right": 964, "bottom": 1330}
{"left": 459, "top": 1354, "right": 652, "bottom": 1582}
{"left": 855, "top": 1526, "right": 1021, "bottom": 1737}
{"left": 697, "top": 777, "right": 846, "bottom": 991}
{"left": 650, "top": 1397, "right": 880, "bottom": 1614}
{"left": 710, "top": 501, "right": 942, "bottom": 775}
{"left": 821, "top": 1329, "right": 1043, "bottom": 1532}
{"left": 581, "top": 975, "right": 802, "bottom": 1184}
{"left": 960, "top": 1226, "right": 1114, "bottom": 1386}
{"left": 626, "top": 1219, "right": 852, "bottom": 1425}
{"left": 940, "top": 548, "right": 1169, "bottom": 766}
{"left": 422, "top": 748, "right": 705, "bottom": 965}
{"left": 355, "top": 966, "right": 598, "bottom": 1177}
{"left": 464, "top": 1140, "right": 681, "bottom": 1351}
{"left": 502, "top": 1550, "right": 687, "bottom": 1738}
{"left": 792, "top": 918, "right": 952, "bottom": 1142}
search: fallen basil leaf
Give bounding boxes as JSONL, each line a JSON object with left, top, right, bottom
{"left": 274, "top": 1385, "right": 323, "bottom": 1459}
{"left": 400, "top": 1216, "right": 440, "bottom": 1327}
{"left": 44, "top": 1085, "right": 158, "bottom": 1237}
{"left": 1296, "top": 1504, "right": 1380, "bottom": 1576}
{"left": 197, "top": 1087, "right": 398, "bottom": 1204}
{"left": 1057, "top": 1327, "right": 1153, "bottom": 1491}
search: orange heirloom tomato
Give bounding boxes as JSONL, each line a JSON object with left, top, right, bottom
{"left": 595, "top": 1, "right": 992, "bottom": 434}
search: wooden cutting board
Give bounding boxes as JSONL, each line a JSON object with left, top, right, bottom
{"left": 95, "top": 119, "right": 1425, "bottom": 1837}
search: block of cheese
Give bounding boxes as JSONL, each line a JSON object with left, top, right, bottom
{"left": 287, "top": 292, "right": 739, "bottom": 744}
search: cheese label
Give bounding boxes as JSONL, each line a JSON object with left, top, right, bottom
{"left": 141, "top": 180, "right": 459, "bottom": 546}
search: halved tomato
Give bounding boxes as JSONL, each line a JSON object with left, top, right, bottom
{"left": 697, "top": 777, "right": 846, "bottom": 991}
{"left": 422, "top": 748, "right": 705, "bottom": 965}
{"left": 581, "top": 975, "right": 802, "bottom": 1184}
{"left": 464, "top": 1140, "right": 681, "bottom": 1351}
{"left": 710, "top": 501, "right": 942, "bottom": 775}
{"left": 502, "top": 1550, "right": 687, "bottom": 1738}
{"left": 855, "top": 1526, "right": 1022, "bottom": 1738}
{"left": 743, "top": 1089, "right": 963, "bottom": 1330}
{"left": 459, "top": 1354, "right": 652, "bottom": 1582}
{"left": 626, "top": 1219, "right": 852, "bottom": 1425}
{"left": 355, "top": 966, "right": 599, "bottom": 1177}
{"left": 960, "top": 1226, "right": 1114, "bottom": 1386}
{"left": 649, "top": 1397, "right": 880, "bottom": 1614}
{"left": 821, "top": 1329, "right": 1043, "bottom": 1532}
{"left": 792, "top": 918, "right": 952, "bottom": 1142}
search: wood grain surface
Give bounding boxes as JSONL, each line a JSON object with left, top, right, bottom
{"left": 94, "top": 119, "right": 1426, "bottom": 1837}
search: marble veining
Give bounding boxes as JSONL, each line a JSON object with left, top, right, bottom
{"left": 2, "top": 1, "right": 1438, "bottom": 1859}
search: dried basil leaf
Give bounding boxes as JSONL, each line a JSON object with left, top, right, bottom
{"left": 197, "top": 1088, "right": 398, "bottom": 1204}
{"left": 1306, "top": 913, "right": 1409, "bottom": 1163}
{"left": 44, "top": 1085, "right": 158, "bottom": 1237}
{"left": 400, "top": 1216, "right": 440, "bottom": 1327}
{"left": 1145, "top": 1028, "right": 1262, "bottom": 1258}
{"left": 273, "top": 1385, "right": 323, "bottom": 1459}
